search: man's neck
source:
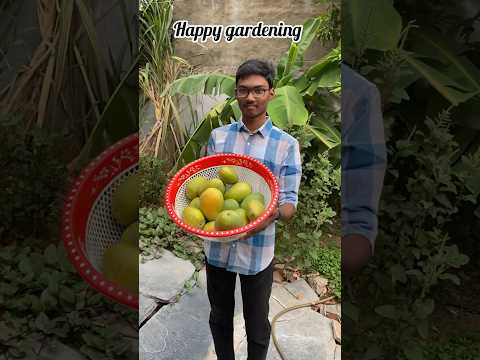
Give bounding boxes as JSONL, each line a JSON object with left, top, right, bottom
{"left": 242, "top": 113, "right": 267, "bottom": 133}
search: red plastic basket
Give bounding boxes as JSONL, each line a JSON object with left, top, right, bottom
{"left": 165, "top": 153, "right": 279, "bottom": 241}
{"left": 62, "top": 134, "right": 139, "bottom": 309}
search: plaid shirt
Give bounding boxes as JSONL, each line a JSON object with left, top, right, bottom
{"left": 205, "top": 117, "right": 302, "bottom": 275}
{"left": 341, "top": 64, "right": 387, "bottom": 254}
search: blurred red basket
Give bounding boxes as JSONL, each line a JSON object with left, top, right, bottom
{"left": 62, "top": 134, "right": 138, "bottom": 309}
{"left": 165, "top": 153, "right": 279, "bottom": 242}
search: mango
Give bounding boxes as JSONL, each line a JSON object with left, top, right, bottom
{"left": 215, "top": 210, "right": 244, "bottom": 231}
{"left": 234, "top": 208, "right": 248, "bottom": 227}
{"left": 224, "top": 182, "right": 252, "bottom": 203}
{"left": 246, "top": 199, "right": 265, "bottom": 221}
{"left": 223, "top": 199, "right": 240, "bottom": 210}
{"left": 218, "top": 166, "right": 238, "bottom": 184}
{"left": 111, "top": 174, "right": 139, "bottom": 226}
{"left": 182, "top": 207, "right": 206, "bottom": 229}
{"left": 200, "top": 188, "right": 224, "bottom": 221}
{"left": 207, "top": 178, "right": 225, "bottom": 193}
{"left": 241, "top": 192, "right": 265, "bottom": 210}
{"left": 203, "top": 221, "right": 216, "bottom": 232}
{"left": 189, "top": 197, "right": 201, "bottom": 209}
{"left": 186, "top": 176, "right": 208, "bottom": 200}
{"left": 120, "top": 221, "right": 138, "bottom": 246}
{"left": 103, "top": 242, "right": 139, "bottom": 293}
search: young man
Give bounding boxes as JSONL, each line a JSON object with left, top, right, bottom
{"left": 205, "top": 59, "right": 302, "bottom": 360}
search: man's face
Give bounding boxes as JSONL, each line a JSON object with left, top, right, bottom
{"left": 236, "top": 75, "right": 275, "bottom": 119}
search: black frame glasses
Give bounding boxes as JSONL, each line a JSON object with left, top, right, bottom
{"left": 235, "top": 87, "right": 271, "bottom": 98}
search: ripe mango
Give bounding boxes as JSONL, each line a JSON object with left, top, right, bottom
{"left": 241, "top": 192, "right": 265, "bottom": 210}
{"left": 103, "top": 241, "right": 139, "bottom": 293}
{"left": 203, "top": 221, "right": 216, "bottom": 232}
{"left": 186, "top": 176, "right": 208, "bottom": 200}
{"left": 218, "top": 166, "right": 238, "bottom": 184}
{"left": 200, "top": 188, "right": 224, "bottom": 221}
{"left": 111, "top": 174, "right": 138, "bottom": 226}
{"left": 224, "top": 182, "right": 252, "bottom": 203}
{"left": 246, "top": 199, "right": 265, "bottom": 221}
{"left": 120, "top": 221, "right": 138, "bottom": 246}
{"left": 182, "top": 206, "right": 206, "bottom": 229}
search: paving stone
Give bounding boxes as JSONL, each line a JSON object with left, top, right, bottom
{"left": 140, "top": 250, "right": 195, "bottom": 302}
{"left": 140, "top": 294, "right": 159, "bottom": 324}
{"left": 284, "top": 278, "right": 320, "bottom": 302}
{"left": 237, "top": 307, "right": 336, "bottom": 360}
{"left": 331, "top": 319, "right": 341, "bottom": 344}
{"left": 306, "top": 275, "right": 329, "bottom": 297}
{"left": 140, "top": 286, "right": 212, "bottom": 360}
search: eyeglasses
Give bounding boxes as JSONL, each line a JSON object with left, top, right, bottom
{"left": 235, "top": 87, "right": 270, "bottom": 98}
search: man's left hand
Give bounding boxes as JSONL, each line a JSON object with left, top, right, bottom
{"left": 240, "top": 207, "right": 280, "bottom": 240}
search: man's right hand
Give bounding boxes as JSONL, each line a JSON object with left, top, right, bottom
{"left": 342, "top": 234, "right": 372, "bottom": 274}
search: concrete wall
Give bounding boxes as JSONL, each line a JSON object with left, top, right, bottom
{"left": 173, "top": 0, "right": 329, "bottom": 74}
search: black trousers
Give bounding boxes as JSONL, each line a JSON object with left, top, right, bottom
{"left": 206, "top": 260, "right": 274, "bottom": 360}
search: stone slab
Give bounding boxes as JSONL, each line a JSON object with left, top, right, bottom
{"left": 140, "top": 294, "right": 159, "bottom": 325}
{"left": 140, "top": 250, "right": 195, "bottom": 302}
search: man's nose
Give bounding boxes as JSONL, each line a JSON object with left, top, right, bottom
{"left": 246, "top": 91, "right": 255, "bottom": 101}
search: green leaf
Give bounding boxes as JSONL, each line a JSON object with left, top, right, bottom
{"left": 305, "top": 122, "right": 340, "bottom": 150}
{"left": 390, "top": 264, "right": 407, "bottom": 284}
{"left": 374, "top": 304, "right": 397, "bottom": 319}
{"left": 343, "top": 301, "right": 359, "bottom": 322}
{"left": 403, "top": 342, "right": 424, "bottom": 360}
{"left": 165, "top": 73, "right": 235, "bottom": 97}
{"left": 44, "top": 244, "right": 57, "bottom": 265}
{"left": 277, "top": 17, "right": 321, "bottom": 79}
{"left": 403, "top": 53, "right": 478, "bottom": 106}
{"left": 410, "top": 29, "right": 480, "bottom": 93}
{"left": 416, "top": 319, "right": 429, "bottom": 339}
{"left": 35, "top": 312, "right": 52, "bottom": 333}
{"left": 267, "top": 86, "right": 309, "bottom": 128}
{"left": 414, "top": 298, "right": 435, "bottom": 319}
{"left": 344, "top": 0, "right": 402, "bottom": 52}
{"left": 438, "top": 273, "right": 460, "bottom": 285}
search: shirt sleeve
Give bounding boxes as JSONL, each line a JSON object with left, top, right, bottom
{"left": 341, "top": 66, "right": 387, "bottom": 254}
{"left": 278, "top": 139, "right": 302, "bottom": 208}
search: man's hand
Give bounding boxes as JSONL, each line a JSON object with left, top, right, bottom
{"left": 342, "top": 234, "right": 372, "bottom": 274}
{"left": 239, "top": 203, "right": 296, "bottom": 240}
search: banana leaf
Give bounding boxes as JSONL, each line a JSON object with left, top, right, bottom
{"left": 164, "top": 73, "right": 236, "bottom": 98}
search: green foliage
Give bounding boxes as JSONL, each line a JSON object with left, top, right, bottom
{"left": 139, "top": 207, "right": 204, "bottom": 270}
{"left": 0, "top": 242, "right": 137, "bottom": 359}
{"left": 308, "top": 246, "right": 341, "bottom": 299}
{"left": 0, "top": 116, "right": 65, "bottom": 242}
{"left": 139, "top": 155, "right": 167, "bottom": 206}
{"left": 421, "top": 334, "right": 480, "bottom": 360}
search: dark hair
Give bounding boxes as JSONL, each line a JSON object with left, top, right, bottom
{"left": 236, "top": 59, "right": 275, "bottom": 88}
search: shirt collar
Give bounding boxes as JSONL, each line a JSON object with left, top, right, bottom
{"left": 237, "top": 116, "right": 273, "bottom": 138}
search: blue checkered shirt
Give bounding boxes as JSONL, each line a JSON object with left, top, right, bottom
{"left": 341, "top": 64, "right": 387, "bottom": 254}
{"left": 205, "top": 117, "right": 302, "bottom": 275}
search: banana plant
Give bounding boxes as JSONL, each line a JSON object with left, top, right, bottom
{"left": 165, "top": 16, "right": 341, "bottom": 169}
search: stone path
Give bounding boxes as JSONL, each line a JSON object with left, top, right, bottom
{"left": 140, "top": 251, "right": 341, "bottom": 360}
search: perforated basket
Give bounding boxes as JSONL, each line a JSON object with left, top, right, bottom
{"left": 62, "top": 134, "right": 139, "bottom": 310}
{"left": 165, "top": 153, "right": 279, "bottom": 242}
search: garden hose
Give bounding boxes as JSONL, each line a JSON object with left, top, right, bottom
{"left": 271, "top": 296, "right": 336, "bottom": 360}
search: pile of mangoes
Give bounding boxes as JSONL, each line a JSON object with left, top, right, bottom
{"left": 182, "top": 166, "right": 266, "bottom": 232}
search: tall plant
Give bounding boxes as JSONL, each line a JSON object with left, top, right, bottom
{"left": 139, "top": 0, "right": 191, "bottom": 168}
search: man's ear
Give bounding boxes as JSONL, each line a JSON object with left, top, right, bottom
{"left": 269, "top": 88, "right": 275, "bottom": 98}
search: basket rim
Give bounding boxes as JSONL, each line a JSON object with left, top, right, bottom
{"left": 164, "top": 153, "right": 279, "bottom": 238}
{"left": 62, "top": 133, "right": 139, "bottom": 310}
